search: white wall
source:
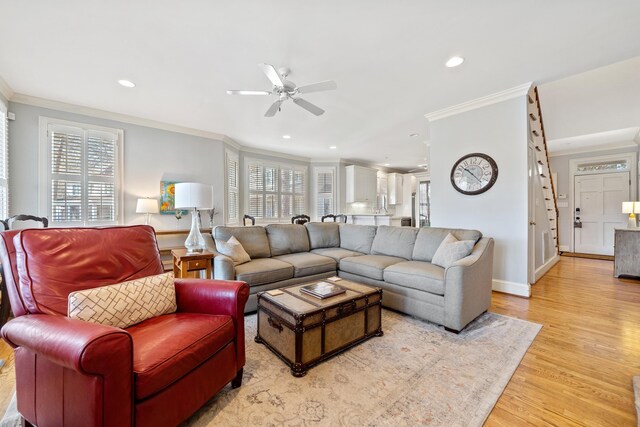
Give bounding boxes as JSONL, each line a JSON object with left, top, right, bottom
{"left": 430, "top": 96, "right": 529, "bottom": 288}
{"left": 8, "top": 101, "right": 225, "bottom": 230}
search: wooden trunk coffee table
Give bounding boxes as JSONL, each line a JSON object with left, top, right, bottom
{"left": 255, "top": 279, "right": 383, "bottom": 377}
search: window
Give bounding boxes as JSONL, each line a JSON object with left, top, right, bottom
{"left": 39, "top": 118, "right": 123, "bottom": 226}
{"left": 225, "top": 150, "right": 239, "bottom": 224}
{"left": 0, "top": 102, "right": 8, "bottom": 220}
{"left": 314, "top": 167, "right": 335, "bottom": 220}
{"left": 246, "top": 158, "right": 306, "bottom": 222}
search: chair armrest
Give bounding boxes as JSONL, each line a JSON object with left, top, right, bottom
{"left": 1, "top": 314, "right": 132, "bottom": 373}
{"left": 443, "top": 237, "right": 495, "bottom": 331}
{"left": 174, "top": 279, "right": 250, "bottom": 368}
{"left": 213, "top": 254, "right": 236, "bottom": 280}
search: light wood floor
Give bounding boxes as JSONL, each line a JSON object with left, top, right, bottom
{"left": 0, "top": 256, "right": 638, "bottom": 425}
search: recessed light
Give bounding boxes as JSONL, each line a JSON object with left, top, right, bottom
{"left": 118, "top": 79, "right": 136, "bottom": 88}
{"left": 445, "top": 56, "right": 464, "bottom": 68}
{"left": 282, "top": 135, "right": 291, "bottom": 139}
{"left": 409, "top": 133, "right": 419, "bottom": 137}
{"left": 329, "top": 146, "right": 337, "bottom": 150}
{"left": 384, "top": 163, "right": 390, "bottom": 167}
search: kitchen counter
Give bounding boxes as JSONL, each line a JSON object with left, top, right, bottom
{"left": 344, "top": 214, "right": 392, "bottom": 226}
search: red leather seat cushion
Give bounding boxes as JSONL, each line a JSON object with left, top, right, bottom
{"left": 127, "top": 313, "right": 235, "bottom": 400}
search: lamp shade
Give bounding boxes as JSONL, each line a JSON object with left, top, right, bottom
{"left": 635, "top": 202, "right": 640, "bottom": 214}
{"left": 622, "top": 201, "right": 635, "bottom": 214}
{"left": 174, "top": 183, "right": 213, "bottom": 209}
{"left": 136, "top": 198, "right": 159, "bottom": 214}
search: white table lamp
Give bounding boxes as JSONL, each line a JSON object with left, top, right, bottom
{"left": 174, "top": 183, "right": 213, "bottom": 253}
{"left": 622, "top": 201, "right": 636, "bottom": 228}
{"left": 136, "top": 198, "right": 159, "bottom": 225}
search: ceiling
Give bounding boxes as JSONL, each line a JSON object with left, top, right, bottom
{"left": 1, "top": 1, "right": 640, "bottom": 171}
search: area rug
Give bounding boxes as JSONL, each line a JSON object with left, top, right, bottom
{"left": 0, "top": 310, "right": 541, "bottom": 427}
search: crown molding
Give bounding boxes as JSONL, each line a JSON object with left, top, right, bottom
{"left": 10, "top": 93, "right": 228, "bottom": 142}
{"left": 424, "top": 82, "right": 532, "bottom": 122}
{"left": 240, "top": 145, "right": 310, "bottom": 163}
{"left": 0, "top": 75, "right": 14, "bottom": 101}
{"left": 548, "top": 142, "right": 638, "bottom": 158}
{"left": 222, "top": 136, "right": 241, "bottom": 150}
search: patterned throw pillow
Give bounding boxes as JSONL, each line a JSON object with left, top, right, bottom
{"left": 68, "top": 273, "right": 177, "bottom": 329}
{"left": 215, "top": 235, "right": 251, "bottom": 266}
{"left": 431, "top": 233, "right": 475, "bottom": 269}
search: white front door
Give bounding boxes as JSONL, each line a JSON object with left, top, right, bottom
{"left": 574, "top": 172, "right": 630, "bottom": 255}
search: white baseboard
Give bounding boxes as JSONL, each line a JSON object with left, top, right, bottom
{"left": 535, "top": 254, "right": 560, "bottom": 282}
{"left": 492, "top": 279, "right": 531, "bottom": 298}
{"left": 559, "top": 245, "right": 570, "bottom": 252}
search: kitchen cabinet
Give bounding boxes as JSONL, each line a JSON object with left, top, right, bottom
{"left": 346, "top": 165, "right": 377, "bottom": 203}
{"left": 387, "top": 173, "right": 403, "bottom": 205}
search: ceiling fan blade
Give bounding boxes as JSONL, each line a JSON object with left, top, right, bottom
{"left": 293, "top": 97, "right": 325, "bottom": 116}
{"left": 264, "top": 100, "right": 283, "bottom": 117}
{"left": 258, "top": 63, "right": 284, "bottom": 87}
{"left": 226, "top": 90, "right": 271, "bottom": 95}
{"left": 296, "top": 80, "right": 337, "bottom": 94}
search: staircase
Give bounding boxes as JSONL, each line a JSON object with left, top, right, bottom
{"left": 527, "top": 86, "right": 559, "bottom": 253}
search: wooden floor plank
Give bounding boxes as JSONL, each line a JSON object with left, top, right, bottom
{"left": 0, "top": 256, "right": 638, "bottom": 425}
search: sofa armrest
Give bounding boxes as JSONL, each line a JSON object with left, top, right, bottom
{"left": 443, "top": 237, "right": 494, "bottom": 331}
{"left": 2, "top": 314, "right": 133, "bottom": 426}
{"left": 1, "top": 314, "right": 132, "bottom": 373}
{"left": 174, "top": 279, "right": 249, "bottom": 368}
{"left": 213, "top": 254, "right": 236, "bottom": 280}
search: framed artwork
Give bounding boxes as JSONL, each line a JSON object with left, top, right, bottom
{"left": 160, "top": 181, "right": 178, "bottom": 214}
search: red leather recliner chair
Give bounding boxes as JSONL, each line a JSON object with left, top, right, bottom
{"left": 0, "top": 225, "right": 249, "bottom": 427}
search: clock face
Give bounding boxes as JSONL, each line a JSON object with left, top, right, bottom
{"left": 450, "top": 153, "right": 498, "bottom": 195}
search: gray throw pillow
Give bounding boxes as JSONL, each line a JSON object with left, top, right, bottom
{"left": 431, "top": 233, "right": 475, "bottom": 268}
{"left": 215, "top": 235, "right": 251, "bottom": 266}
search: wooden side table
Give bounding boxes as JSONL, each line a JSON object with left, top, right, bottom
{"left": 172, "top": 249, "right": 214, "bottom": 279}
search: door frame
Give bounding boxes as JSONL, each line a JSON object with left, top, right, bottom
{"left": 569, "top": 151, "right": 637, "bottom": 252}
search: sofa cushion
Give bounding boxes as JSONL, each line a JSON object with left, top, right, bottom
{"left": 234, "top": 258, "right": 294, "bottom": 286}
{"left": 340, "top": 254, "right": 404, "bottom": 281}
{"left": 128, "top": 313, "right": 235, "bottom": 400}
{"left": 68, "top": 273, "right": 176, "bottom": 329}
{"left": 214, "top": 226, "right": 271, "bottom": 259}
{"left": 384, "top": 261, "right": 445, "bottom": 296}
{"left": 412, "top": 227, "right": 482, "bottom": 262}
{"left": 310, "top": 248, "right": 364, "bottom": 262}
{"left": 215, "top": 235, "right": 251, "bottom": 266}
{"left": 339, "top": 224, "right": 377, "bottom": 254}
{"left": 305, "top": 222, "right": 340, "bottom": 249}
{"left": 266, "top": 224, "right": 311, "bottom": 256}
{"left": 370, "top": 226, "right": 419, "bottom": 260}
{"left": 274, "top": 253, "right": 336, "bottom": 277}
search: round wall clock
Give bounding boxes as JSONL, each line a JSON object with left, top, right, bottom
{"left": 450, "top": 153, "right": 498, "bottom": 195}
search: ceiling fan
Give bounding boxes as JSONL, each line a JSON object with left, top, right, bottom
{"left": 226, "top": 63, "right": 337, "bottom": 117}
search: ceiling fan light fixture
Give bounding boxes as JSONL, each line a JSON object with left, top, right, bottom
{"left": 118, "top": 79, "right": 135, "bottom": 88}
{"left": 384, "top": 163, "right": 390, "bottom": 167}
{"left": 446, "top": 56, "right": 465, "bottom": 68}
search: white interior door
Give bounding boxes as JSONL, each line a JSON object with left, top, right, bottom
{"left": 574, "top": 172, "right": 629, "bottom": 255}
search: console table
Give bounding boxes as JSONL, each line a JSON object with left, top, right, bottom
{"left": 614, "top": 228, "right": 640, "bottom": 278}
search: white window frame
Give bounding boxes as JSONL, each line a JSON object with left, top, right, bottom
{"left": 0, "top": 100, "right": 8, "bottom": 220}
{"left": 225, "top": 149, "right": 239, "bottom": 225}
{"left": 38, "top": 117, "right": 124, "bottom": 227}
{"left": 244, "top": 157, "right": 307, "bottom": 223}
{"left": 312, "top": 166, "right": 337, "bottom": 221}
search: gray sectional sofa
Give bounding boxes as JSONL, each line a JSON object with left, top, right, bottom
{"left": 211, "top": 223, "right": 494, "bottom": 332}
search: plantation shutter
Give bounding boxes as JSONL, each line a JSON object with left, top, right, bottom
{"left": 315, "top": 168, "right": 335, "bottom": 219}
{"left": 280, "top": 168, "right": 293, "bottom": 218}
{"left": 226, "top": 153, "right": 239, "bottom": 224}
{"left": 47, "top": 121, "right": 121, "bottom": 226}
{"left": 0, "top": 104, "right": 8, "bottom": 220}
{"left": 50, "top": 127, "right": 83, "bottom": 222}
{"left": 248, "top": 163, "right": 264, "bottom": 218}
{"left": 293, "top": 170, "right": 305, "bottom": 215}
